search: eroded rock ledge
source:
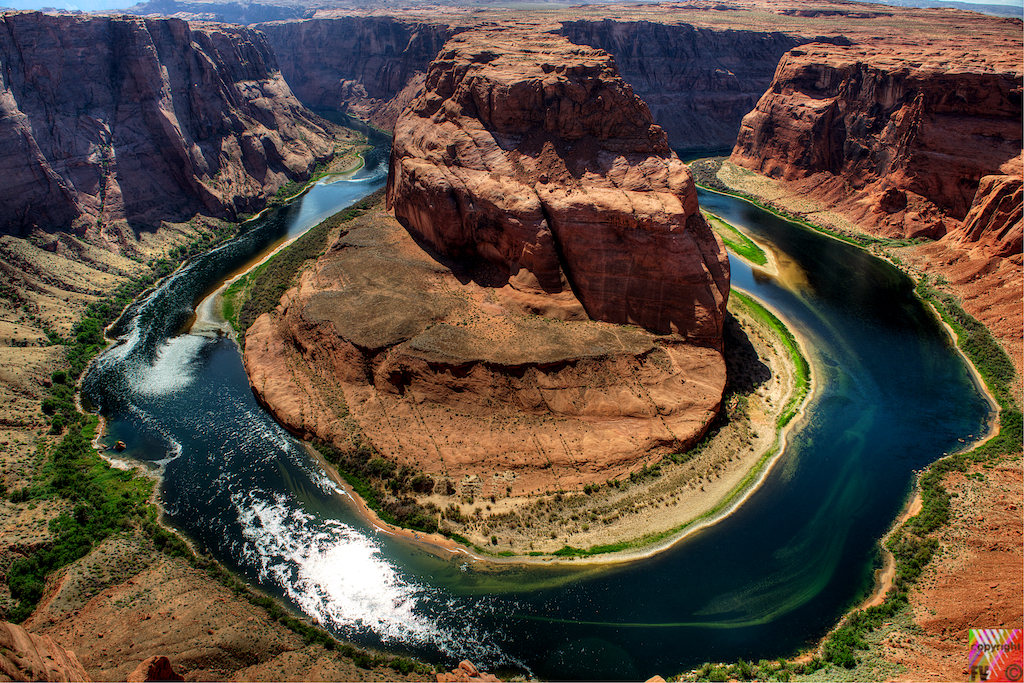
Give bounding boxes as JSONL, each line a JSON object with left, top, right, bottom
{"left": 244, "top": 28, "right": 730, "bottom": 497}
{"left": 244, "top": 210, "right": 727, "bottom": 496}
{"left": 387, "top": 28, "right": 730, "bottom": 342}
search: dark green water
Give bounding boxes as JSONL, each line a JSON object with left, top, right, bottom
{"left": 82, "top": 152, "right": 992, "bottom": 678}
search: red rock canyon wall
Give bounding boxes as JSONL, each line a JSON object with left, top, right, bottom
{"left": 386, "top": 27, "right": 730, "bottom": 341}
{"left": 0, "top": 12, "right": 336, "bottom": 236}
{"left": 731, "top": 43, "right": 1023, "bottom": 242}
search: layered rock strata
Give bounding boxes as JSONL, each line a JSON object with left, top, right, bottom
{"left": 731, "top": 43, "right": 1023, "bottom": 242}
{"left": 245, "top": 28, "right": 729, "bottom": 495}
{"left": 0, "top": 620, "right": 90, "bottom": 682}
{"left": 244, "top": 209, "right": 727, "bottom": 496}
{"left": 387, "top": 28, "right": 730, "bottom": 342}
{"left": 557, "top": 20, "right": 808, "bottom": 150}
{"left": 257, "top": 16, "right": 456, "bottom": 131}
{"left": 0, "top": 12, "right": 337, "bottom": 237}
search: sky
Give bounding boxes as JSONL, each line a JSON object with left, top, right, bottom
{"left": 2, "top": 0, "right": 1021, "bottom": 14}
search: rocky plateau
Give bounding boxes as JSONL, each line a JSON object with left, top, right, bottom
{"left": 244, "top": 28, "right": 730, "bottom": 498}
{"left": 0, "top": 1, "right": 1019, "bottom": 681}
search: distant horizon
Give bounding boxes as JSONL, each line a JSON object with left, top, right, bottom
{"left": 2, "top": 0, "right": 1022, "bottom": 12}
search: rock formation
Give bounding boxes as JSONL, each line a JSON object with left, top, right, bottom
{"left": 127, "top": 655, "right": 184, "bottom": 682}
{"left": 557, "top": 20, "right": 807, "bottom": 150}
{"left": 437, "top": 660, "right": 500, "bottom": 683}
{"left": 945, "top": 170, "right": 1023, "bottom": 259}
{"left": 0, "top": 12, "right": 337, "bottom": 238}
{"left": 244, "top": 28, "right": 729, "bottom": 497}
{"left": 257, "top": 16, "right": 456, "bottom": 131}
{"left": 243, "top": 206, "right": 728, "bottom": 496}
{"left": 387, "top": 28, "right": 729, "bottom": 341}
{"left": 0, "top": 620, "right": 90, "bottom": 682}
{"left": 731, "top": 43, "right": 1023, "bottom": 242}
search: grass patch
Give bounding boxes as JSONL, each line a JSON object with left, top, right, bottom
{"left": 266, "top": 150, "right": 366, "bottom": 208}
{"left": 6, "top": 415, "right": 154, "bottom": 621}
{"left": 703, "top": 211, "right": 768, "bottom": 266}
{"left": 730, "top": 291, "right": 810, "bottom": 429}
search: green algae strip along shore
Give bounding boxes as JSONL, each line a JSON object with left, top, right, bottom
{"left": 531, "top": 289, "right": 814, "bottom": 564}
{"left": 703, "top": 210, "right": 772, "bottom": 270}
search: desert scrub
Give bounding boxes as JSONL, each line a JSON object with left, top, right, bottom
{"left": 227, "top": 188, "right": 385, "bottom": 337}
{"left": 314, "top": 440, "right": 441, "bottom": 535}
{"left": 915, "top": 275, "right": 1016, "bottom": 407}
{"left": 6, "top": 415, "right": 153, "bottom": 621}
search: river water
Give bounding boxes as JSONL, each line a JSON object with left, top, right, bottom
{"left": 82, "top": 143, "right": 992, "bottom": 679}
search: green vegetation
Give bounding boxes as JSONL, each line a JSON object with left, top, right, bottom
{"left": 703, "top": 211, "right": 768, "bottom": 266}
{"left": 13, "top": 218, "right": 242, "bottom": 618}
{"left": 8, "top": 182, "right": 436, "bottom": 675}
{"left": 690, "top": 162, "right": 925, "bottom": 251}
{"left": 716, "top": 250, "right": 1018, "bottom": 680}
{"left": 6, "top": 416, "right": 153, "bottom": 622}
{"left": 315, "top": 442, "right": 442, "bottom": 535}
{"left": 225, "top": 188, "right": 385, "bottom": 336}
{"left": 731, "top": 292, "right": 810, "bottom": 429}
{"left": 684, "top": 657, "right": 827, "bottom": 681}
{"left": 267, "top": 151, "right": 365, "bottom": 208}
{"left": 916, "top": 275, "right": 1016, "bottom": 407}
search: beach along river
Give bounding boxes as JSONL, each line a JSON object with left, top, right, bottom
{"left": 82, "top": 139, "right": 992, "bottom": 678}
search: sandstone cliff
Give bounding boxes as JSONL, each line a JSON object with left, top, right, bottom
{"left": 557, "top": 20, "right": 807, "bottom": 151}
{"left": 731, "top": 43, "right": 1023, "bottom": 241}
{"left": 0, "top": 12, "right": 337, "bottom": 238}
{"left": 243, "top": 206, "right": 727, "bottom": 497}
{"left": 244, "top": 27, "right": 729, "bottom": 497}
{"left": 945, "top": 170, "right": 1023, "bottom": 259}
{"left": 0, "top": 620, "right": 90, "bottom": 682}
{"left": 258, "top": 16, "right": 455, "bottom": 131}
{"left": 387, "top": 28, "right": 729, "bottom": 341}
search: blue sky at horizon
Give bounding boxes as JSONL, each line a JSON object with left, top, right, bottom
{"left": 3, "top": 0, "right": 1023, "bottom": 9}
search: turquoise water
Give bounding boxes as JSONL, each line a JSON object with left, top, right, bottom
{"left": 82, "top": 150, "right": 992, "bottom": 678}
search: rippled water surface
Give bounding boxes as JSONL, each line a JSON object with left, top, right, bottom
{"left": 83, "top": 146, "right": 992, "bottom": 679}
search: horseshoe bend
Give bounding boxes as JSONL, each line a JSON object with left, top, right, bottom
{"left": 241, "top": 29, "right": 766, "bottom": 551}
{"left": 0, "top": 1, "right": 1019, "bottom": 680}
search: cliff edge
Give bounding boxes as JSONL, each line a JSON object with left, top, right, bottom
{"left": 731, "top": 43, "right": 1022, "bottom": 243}
{"left": 244, "top": 28, "right": 730, "bottom": 502}
{"left": 388, "top": 27, "right": 729, "bottom": 341}
{"left": 0, "top": 12, "right": 338, "bottom": 241}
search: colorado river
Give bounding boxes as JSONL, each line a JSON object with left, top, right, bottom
{"left": 82, "top": 138, "right": 992, "bottom": 679}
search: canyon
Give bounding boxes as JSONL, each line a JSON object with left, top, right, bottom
{"left": 0, "top": 0, "right": 1019, "bottom": 681}
{"left": 0, "top": 12, "right": 342, "bottom": 243}
{"left": 253, "top": 1, "right": 1021, "bottom": 371}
